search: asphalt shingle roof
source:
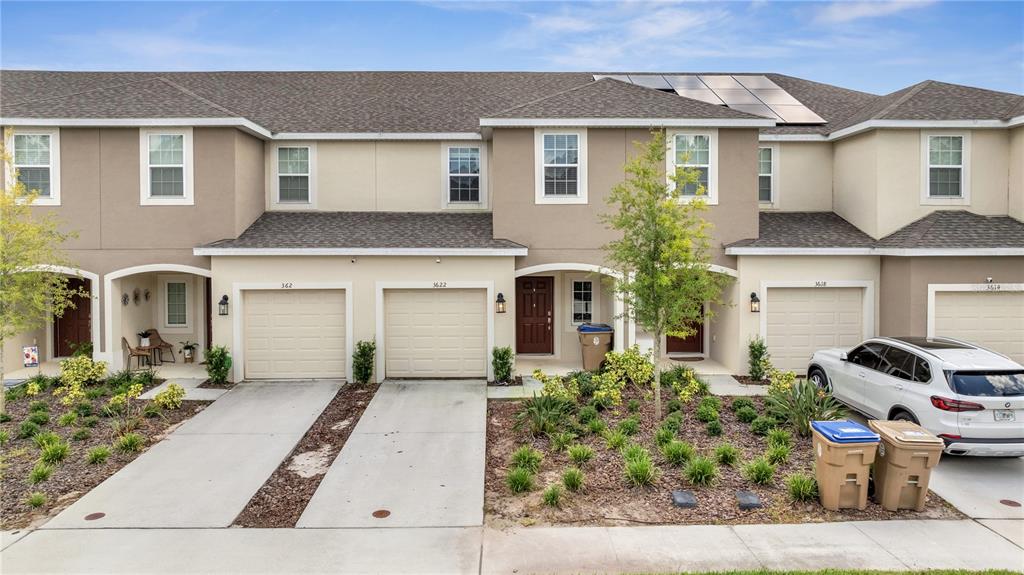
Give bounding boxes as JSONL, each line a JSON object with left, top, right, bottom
{"left": 728, "top": 212, "right": 877, "bottom": 249}
{"left": 201, "top": 211, "right": 525, "bottom": 251}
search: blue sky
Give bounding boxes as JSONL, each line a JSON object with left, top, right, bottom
{"left": 2, "top": 1, "right": 1021, "bottom": 95}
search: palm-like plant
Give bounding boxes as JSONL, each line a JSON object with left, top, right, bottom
{"left": 766, "top": 379, "right": 845, "bottom": 437}
{"left": 514, "top": 394, "right": 573, "bottom": 436}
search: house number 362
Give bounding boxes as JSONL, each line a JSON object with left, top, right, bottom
{"left": 281, "top": 282, "right": 293, "bottom": 289}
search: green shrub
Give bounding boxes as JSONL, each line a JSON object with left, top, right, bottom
{"left": 567, "top": 444, "right": 594, "bottom": 466}
{"left": 654, "top": 426, "right": 675, "bottom": 447}
{"left": 626, "top": 399, "right": 641, "bottom": 413}
{"left": 105, "top": 369, "right": 133, "bottom": 389}
{"left": 576, "top": 405, "right": 599, "bottom": 424}
{"left": 602, "top": 345, "right": 654, "bottom": 389}
{"left": 748, "top": 336, "right": 772, "bottom": 381}
{"left": 74, "top": 401, "right": 94, "bottom": 417}
{"left": 767, "top": 428, "right": 793, "bottom": 449}
{"left": 27, "top": 411, "right": 49, "bottom": 426}
{"left": 786, "top": 473, "right": 819, "bottom": 502}
{"left": 0, "top": 412, "right": 10, "bottom": 423}
{"left": 56, "top": 355, "right": 108, "bottom": 407}
{"left": 661, "top": 412, "right": 684, "bottom": 433}
{"left": 684, "top": 456, "right": 718, "bottom": 486}
{"left": 40, "top": 440, "right": 70, "bottom": 464}
{"left": 535, "top": 370, "right": 581, "bottom": 403}
{"left": 28, "top": 375, "right": 59, "bottom": 391}
{"left": 548, "top": 431, "right": 577, "bottom": 452}
{"left": 623, "top": 455, "right": 658, "bottom": 487}
{"left": 699, "top": 396, "right": 721, "bottom": 411}
{"left": 736, "top": 406, "right": 758, "bottom": 423}
{"left": 589, "top": 371, "right": 626, "bottom": 408}
{"left": 85, "top": 386, "right": 107, "bottom": 400}
{"left": 509, "top": 445, "right": 543, "bottom": 473}
{"left": 765, "top": 444, "right": 791, "bottom": 465}
{"left": 705, "top": 420, "right": 723, "bottom": 436}
{"left": 515, "top": 394, "right": 573, "bottom": 437}
{"left": 490, "top": 346, "right": 514, "bottom": 384}
{"left": 132, "top": 369, "right": 157, "bottom": 387}
{"left": 620, "top": 444, "right": 649, "bottom": 463}
{"left": 72, "top": 429, "right": 91, "bottom": 441}
{"left": 542, "top": 484, "right": 563, "bottom": 507}
{"left": 80, "top": 415, "right": 99, "bottom": 428}
{"left": 659, "top": 365, "right": 689, "bottom": 389}
{"left": 665, "top": 399, "right": 683, "bottom": 414}
{"left": 57, "top": 411, "right": 78, "bottom": 426}
{"left": 0, "top": 430, "right": 9, "bottom": 445}
{"left": 29, "top": 400, "right": 49, "bottom": 413}
{"left": 33, "top": 431, "right": 60, "bottom": 448}
{"left": 713, "top": 442, "right": 740, "bottom": 466}
{"left": 767, "top": 368, "right": 797, "bottom": 396}
{"left": 204, "top": 345, "right": 233, "bottom": 385}
{"left": 5, "top": 386, "right": 26, "bottom": 403}
{"left": 731, "top": 397, "right": 755, "bottom": 412}
{"left": 603, "top": 430, "right": 628, "bottom": 450}
{"left": 114, "top": 432, "right": 144, "bottom": 453}
{"left": 695, "top": 404, "right": 718, "bottom": 423}
{"left": 661, "top": 440, "right": 696, "bottom": 466}
{"left": 743, "top": 457, "right": 776, "bottom": 485}
{"left": 562, "top": 467, "right": 584, "bottom": 492}
{"left": 86, "top": 445, "right": 110, "bottom": 464}
{"left": 153, "top": 383, "right": 186, "bottom": 410}
{"left": 26, "top": 492, "right": 47, "bottom": 508}
{"left": 585, "top": 417, "right": 606, "bottom": 435}
{"left": 750, "top": 416, "right": 776, "bottom": 436}
{"left": 766, "top": 378, "right": 846, "bottom": 437}
{"left": 143, "top": 403, "right": 162, "bottom": 419}
{"left": 617, "top": 417, "right": 640, "bottom": 436}
{"left": 28, "top": 461, "right": 54, "bottom": 484}
{"left": 19, "top": 420, "right": 40, "bottom": 438}
{"left": 506, "top": 467, "right": 534, "bottom": 494}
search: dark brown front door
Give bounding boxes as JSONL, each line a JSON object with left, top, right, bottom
{"left": 54, "top": 278, "right": 91, "bottom": 357}
{"left": 516, "top": 276, "right": 554, "bottom": 354}
{"left": 667, "top": 308, "right": 705, "bottom": 354}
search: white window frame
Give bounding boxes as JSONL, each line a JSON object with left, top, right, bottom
{"left": 139, "top": 128, "right": 193, "bottom": 206}
{"left": 271, "top": 142, "right": 316, "bottom": 208}
{"left": 442, "top": 142, "right": 488, "bottom": 209}
{"left": 667, "top": 128, "right": 718, "bottom": 205}
{"left": 921, "top": 131, "right": 970, "bottom": 206}
{"left": 757, "top": 144, "right": 778, "bottom": 205}
{"left": 5, "top": 127, "right": 61, "bottom": 206}
{"left": 535, "top": 128, "right": 588, "bottom": 205}
{"left": 158, "top": 274, "right": 192, "bottom": 333}
{"left": 569, "top": 277, "right": 599, "bottom": 327}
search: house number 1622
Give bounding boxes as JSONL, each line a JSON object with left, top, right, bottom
{"left": 433, "top": 282, "right": 447, "bottom": 288}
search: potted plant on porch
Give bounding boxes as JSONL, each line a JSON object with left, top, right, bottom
{"left": 179, "top": 340, "right": 198, "bottom": 363}
{"left": 138, "top": 330, "right": 151, "bottom": 347}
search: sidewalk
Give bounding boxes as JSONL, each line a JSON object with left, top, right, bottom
{"left": 3, "top": 519, "right": 1021, "bottom": 574}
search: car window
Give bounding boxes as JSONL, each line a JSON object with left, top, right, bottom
{"left": 949, "top": 371, "right": 1024, "bottom": 397}
{"left": 912, "top": 358, "right": 932, "bottom": 383}
{"left": 881, "top": 346, "right": 915, "bottom": 380}
{"left": 848, "top": 343, "right": 886, "bottom": 370}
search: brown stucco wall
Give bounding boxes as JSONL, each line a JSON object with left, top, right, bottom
{"left": 234, "top": 130, "right": 265, "bottom": 236}
{"left": 879, "top": 256, "right": 1024, "bottom": 336}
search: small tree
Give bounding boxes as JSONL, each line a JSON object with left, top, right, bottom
{"left": 0, "top": 132, "right": 85, "bottom": 411}
{"left": 602, "top": 131, "right": 731, "bottom": 419}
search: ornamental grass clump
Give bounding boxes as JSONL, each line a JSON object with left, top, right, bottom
{"left": 683, "top": 456, "right": 718, "bottom": 487}
{"left": 743, "top": 457, "right": 776, "bottom": 485}
{"left": 705, "top": 419, "right": 723, "bottom": 436}
{"left": 765, "top": 444, "right": 792, "bottom": 465}
{"left": 698, "top": 396, "right": 721, "bottom": 411}
{"left": 114, "top": 432, "right": 144, "bottom": 453}
{"left": 506, "top": 467, "right": 534, "bottom": 494}
{"left": 562, "top": 467, "right": 585, "bottom": 492}
{"left": 32, "top": 431, "right": 60, "bottom": 448}
{"left": 28, "top": 400, "right": 49, "bottom": 413}
{"left": 57, "top": 411, "right": 77, "bottom": 426}
{"left": 695, "top": 404, "right": 718, "bottom": 423}
{"left": 28, "top": 461, "right": 54, "bottom": 484}
{"left": 585, "top": 418, "right": 606, "bottom": 435}
{"left": 72, "top": 429, "right": 91, "bottom": 441}
{"left": 767, "top": 428, "right": 793, "bottom": 449}
{"left": 26, "top": 411, "right": 49, "bottom": 426}
{"left": 622, "top": 449, "right": 658, "bottom": 487}
{"left": 567, "top": 444, "right": 594, "bottom": 466}
{"left": 548, "top": 431, "right": 577, "bottom": 452}
{"left": 86, "top": 446, "right": 110, "bottom": 464}
{"left": 603, "top": 430, "right": 628, "bottom": 450}
{"left": 786, "top": 473, "right": 819, "bottom": 502}
{"left": 577, "top": 405, "right": 599, "bottom": 424}
{"left": 39, "top": 439, "right": 70, "bottom": 464}
{"left": 736, "top": 406, "right": 758, "bottom": 424}
{"left": 661, "top": 412, "right": 684, "bottom": 433}
{"left": 616, "top": 417, "right": 640, "bottom": 436}
{"left": 542, "top": 484, "right": 563, "bottom": 507}
{"left": 19, "top": 420, "right": 40, "bottom": 439}
{"left": 515, "top": 394, "right": 573, "bottom": 437}
{"left": 766, "top": 378, "right": 846, "bottom": 437}
{"left": 661, "top": 440, "right": 696, "bottom": 466}
{"left": 620, "top": 444, "right": 649, "bottom": 463}
{"left": 750, "top": 416, "right": 776, "bottom": 436}
{"left": 26, "top": 492, "right": 46, "bottom": 508}
{"left": 509, "top": 445, "right": 543, "bottom": 473}
{"left": 713, "top": 442, "right": 740, "bottom": 466}
{"left": 654, "top": 425, "right": 675, "bottom": 447}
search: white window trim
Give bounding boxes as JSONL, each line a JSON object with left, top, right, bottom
{"left": 5, "top": 127, "right": 61, "bottom": 206}
{"left": 758, "top": 143, "right": 779, "bottom": 206}
{"left": 441, "top": 142, "right": 488, "bottom": 209}
{"left": 567, "top": 274, "right": 599, "bottom": 328}
{"left": 667, "top": 128, "right": 718, "bottom": 205}
{"left": 271, "top": 142, "right": 317, "bottom": 208}
{"left": 921, "top": 131, "right": 970, "bottom": 206}
{"left": 139, "top": 127, "right": 193, "bottom": 206}
{"left": 534, "top": 128, "right": 588, "bottom": 205}
{"left": 158, "top": 274, "right": 192, "bottom": 333}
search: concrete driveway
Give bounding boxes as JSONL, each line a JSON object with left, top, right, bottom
{"left": 298, "top": 380, "right": 486, "bottom": 528}
{"left": 44, "top": 380, "right": 342, "bottom": 529}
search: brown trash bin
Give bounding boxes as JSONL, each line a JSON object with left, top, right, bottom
{"left": 868, "top": 420, "right": 944, "bottom": 511}
{"left": 810, "top": 420, "right": 880, "bottom": 511}
{"left": 577, "top": 324, "right": 613, "bottom": 372}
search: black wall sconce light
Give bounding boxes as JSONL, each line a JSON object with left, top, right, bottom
{"left": 749, "top": 292, "right": 761, "bottom": 313}
{"left": 495, "top": 292, "right": 507, "bottom": 314}
{"left": 218, "top": 295, "right": 230, "bottom": 316}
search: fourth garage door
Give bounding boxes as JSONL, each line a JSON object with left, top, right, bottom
{"left": 766, "top": 287, "right": 865, "bottom": 373}
{"left": 243, "top": 289, "right": 346, "bottom": 379}
{"left": 384, "top": 288, "right": 486, "bottom": 378}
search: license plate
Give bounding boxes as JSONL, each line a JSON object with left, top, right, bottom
{"left": 993, "top": 409, "right": 1016, "bottom": 422}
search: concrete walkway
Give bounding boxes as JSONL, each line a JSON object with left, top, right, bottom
{"left": 928, "top": 455, "right": 1024, "bottom": 520}
{"left": 42, "top": 380, "right": 342, "bottom": 529}
{"left": 139, "top": 377, "right": 229, "bottom": 402}
{"left": 298, "top": 380, "right": 486, "bottom": 528}
{"left": 3, "top": 519, "right": 1021, "bottom": 574}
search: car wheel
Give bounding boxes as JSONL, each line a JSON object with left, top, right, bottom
{"left": 808, "top": 368, "right": 831, "bottom": 392}
{"left": 891, "top": 410, "right": 918, "bottom": 424}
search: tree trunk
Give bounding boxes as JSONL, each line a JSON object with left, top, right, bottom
{"left": 653, "top": 331, "right": 662, "bottom": 420}
{"left": 0, "top": 340, "right": 6, "bottom": 414}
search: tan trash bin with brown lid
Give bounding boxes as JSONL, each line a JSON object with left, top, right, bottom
{"left": 577, "top": 323, "right": 614, "bottom": 372}
{"left": 868, "top": 420, "right": 944, "bottom": 511}
{"left": 810, "top": 420, "right": 880, "bottom": 511}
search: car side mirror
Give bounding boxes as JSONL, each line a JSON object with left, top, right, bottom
{"left": 839, "top": 351, "right": 848, "bottom": 362}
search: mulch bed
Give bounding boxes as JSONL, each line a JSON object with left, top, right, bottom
{"left": 485, "top": 387, "right": 961, "bottom": 528}
{"left": 1, "top": 389, "right": 210, "bottom": 529}
{"left": 732, "top": 376, "right": 768, "bottom": 386}
{"left": 487, "top": 376, "right": 524, "bottom": 388}
{"left": 233, "top": 382, "right": 381, "bottom": 527}
{"left": 197, "top": 379, "right": 237, "bottom": 390}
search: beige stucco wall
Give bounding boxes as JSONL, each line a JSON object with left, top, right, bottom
{"left": 879, "top": 256, "right": 1024, "bottom": 337}
{"left": 234, "top": 131, "right": 266, "bottom": 237}
{"left": 2, "top": 328, "right": 47, "bottom": 376}
{"left": 267, "top": 141, "right": 490, "bottom": 212}
{"left": 735, "top": 255, "right": 881, "bottom": 374}
{"left": 111, "top": 272, "right": 205, "bottom": 365}
{"left": 1009, "top": 126, "right": 1024, "bottom": 222}
{"left": 517, "top": 270, "right": 617, "bottom": 364}
{"left": 762, "top": 142, "right": 832, "bottom": 212}
{"left": 209, "top": 255, "right": 516, "bottom": 382}
{"left": 833, "top": 131, "right": 879, "bottom": 237}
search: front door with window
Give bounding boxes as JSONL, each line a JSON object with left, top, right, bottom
{"left": 54, "top": 278, "right": 91, "bottom": 357}
{"left": 516, "top": 276, "right": 554, "bottom": 354}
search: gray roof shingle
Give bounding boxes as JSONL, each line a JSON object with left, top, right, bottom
{"left": 201, "top": 211, "right": 525, "bottom": 251}
{"left": 728, "top": 212, "right": 877, "bottom": 249}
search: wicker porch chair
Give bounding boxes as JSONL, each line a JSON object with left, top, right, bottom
{"left": 122, "top": 337, "right": 151, "bottom": 371}
{"left": 147, "top": 329, "right": 176, "bottom": 364}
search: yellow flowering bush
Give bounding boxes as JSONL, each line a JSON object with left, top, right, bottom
{"left": 592, "top": 372, "right": 626, "bottom": 407}
{"left": 54, "top": 356, "right": 107, "bottom": 406}
{"left": 25, "top": 381, "right": 40, "bottom": 396}
{"left": 602, "top": 345, "right": 654, "bottom": 389}
{"left": 534, "top": 370, "right": 580, "bottom": 402}
{"left": 767, "top": 368, "right": 797, "bottom": 396}
{"left": 153, "top": 383, "right": 186, "bottom": 410}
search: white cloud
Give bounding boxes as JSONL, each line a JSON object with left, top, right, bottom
{"left": 815, "top": 1, "right": 935, "bottom": 24}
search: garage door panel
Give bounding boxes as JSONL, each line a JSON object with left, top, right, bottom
{"left": 243, "top": 289, "right": 346, "bottom": 380}
{"left": 767, "top": 287, "right": 865, "bottom": 374}
{"left": 385, "top": 288, "right": 486, "bottom": 378}
{"left": 935, "top": 291, "right": 1024, "bottom": 363}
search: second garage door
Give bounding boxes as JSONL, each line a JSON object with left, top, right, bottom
{"left": 934, "top": 290, "right": 1024, "bottom": 363}
{"left": 384, "top": 288, "right": 486, "bottom": 378}
{"left": 766, "top": 287, "right": 865, "bottom": 373}
{"left": 243, "top": 289, "right": 346, "bottom": 379}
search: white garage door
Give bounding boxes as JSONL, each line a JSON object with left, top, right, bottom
{"left": 243, "top": 289, "right": 346, "bottom": 379}
{"left": 384, "top": 289, "right": 486, "bottom": 378}
{"left": 934, "top": 290, "right": 1024, "bottom": 363}
{"left": 766, "top": 287, "right": 865, "bottom": 373}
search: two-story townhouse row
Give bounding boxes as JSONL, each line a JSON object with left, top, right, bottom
{"left": 2, "top": 71, "right": 1022, "bottom": 384}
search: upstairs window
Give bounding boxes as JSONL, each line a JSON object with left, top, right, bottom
{"left": 927, "top": 135, "right": 963, "bottom": 198}
{"left": 9, "top": 129, "right": 60, "bottom": 205}
{"left": 140, "top": 128, "right": 192, "bottom": 205}
{"left": 668, "top": 130, "right": 718, "bottom": 204}
{"left": 535, "top": 130, "right": 587, "bottom": 204}
{"left": 758, "top": 146, "right": 773, "bottom": 203}
{"left": 277, "top": 146, "right": 311, "bottom": 203}
{"left": 448, "top": 147, "right": 480, "bottom": 203}
{"left": 571, "top": 280, "right": 593, "bottom": 324}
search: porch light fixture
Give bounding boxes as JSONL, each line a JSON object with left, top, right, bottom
{"left": 218, "top": 295, "right": 230, "bottom": 316}
{"left": 749, "top": 292, "right": 760, "bottom": 313}
{"left": 495, "top": 293, "right": 507, "bottom": 314}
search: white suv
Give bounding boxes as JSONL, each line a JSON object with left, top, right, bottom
{"left": 808, "top": 336, "right": 1024, "bottom": 457}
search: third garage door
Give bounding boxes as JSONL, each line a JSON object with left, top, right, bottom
{"left": 243, "top": 289, "right": 346, "bottom": 379}
{"left": 934, "top": 290, "right": 1024, "bottom": 363}
{"left": 384, "top": 289, "right": 486, "bottom": 378}
{"left": 766, "top": 287, "right": 865, "bottom": 373}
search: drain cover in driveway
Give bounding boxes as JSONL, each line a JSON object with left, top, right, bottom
{"left": 84, "top": 512, "right": 105, "bottom": 521}
{"left": 372, "top": 509, "right": 391, "bottom": 518}
{"left": 1000, "top": 499, "right": 1021, "bottom": 507}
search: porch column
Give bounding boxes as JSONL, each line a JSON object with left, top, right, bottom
{"left": 613, "top": 292, "right": 625, "bottom": 352}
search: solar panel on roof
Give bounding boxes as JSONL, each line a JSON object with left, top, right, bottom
{"left": 673, "top": 88, "right": 724, "bottom": 105}
{"left": 593, "top": 74, "right": 631, "bottom": 82}
{"left": 698, "top": 75, "right": 743, "bottom": 89}
{"left": 714, "top": 89, "right": 763, "bottom": 105}
{"left": 768, "top": 104, "right": 826, "bottom": 124}
{"left": 662, "top": 75, "right": 706, "bottom": 89}
{"left": 735, "top": 75, "right": 781, "bottom": 90}
{"left": 730, "top": 104, "right": 782, "bottom": 120}
{"left": 748, "top": 88, "right": 801, "bottom": 106}
{"left": 628, "top": 75, "right": 672, "bottom": 90}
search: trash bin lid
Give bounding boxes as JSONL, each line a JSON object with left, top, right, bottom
{"left": 868, "top": 420, "right": 944, "bottom": 447}
{"left": 577, "top": 323, "right": 613, "bottom": 333}
{"left": 811, "top": 420, "right": 879, "bottom": 444}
